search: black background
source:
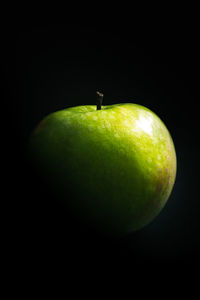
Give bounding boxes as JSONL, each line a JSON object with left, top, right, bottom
{"left": 2, "top": 5, "right": 200, "bottom": 275}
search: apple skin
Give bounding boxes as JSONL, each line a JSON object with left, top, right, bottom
{"left": 28, "top": 103, "right": 176, "bottom": 236}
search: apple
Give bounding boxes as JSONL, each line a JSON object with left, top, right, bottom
{"left": 28, "top": 92, "right": 176, "bottom": 237}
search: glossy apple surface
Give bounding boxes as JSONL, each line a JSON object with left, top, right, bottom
{"left": 28, "top": 103, "right": 176, "bottom": 236}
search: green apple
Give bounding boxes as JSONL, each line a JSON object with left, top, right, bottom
{"left": 28, "top": 92, "right": 176, "bottom": 237}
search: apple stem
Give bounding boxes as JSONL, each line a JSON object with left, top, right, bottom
{"left": 96, "top": 91, "right": 104, "bottom": 110}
